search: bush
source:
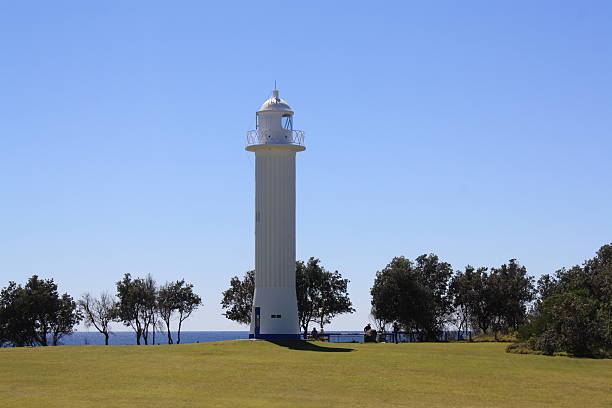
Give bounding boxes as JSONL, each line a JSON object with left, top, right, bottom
{"left": 472, "top": 331, "right": 517, "bottom": 343}
{"left": 506, "top": 342, "right": 542, "bottom": 355}
{"left": 519, "top": 244, "right": 612, "bottom": 358}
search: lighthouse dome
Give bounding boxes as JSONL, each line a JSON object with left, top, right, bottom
{"left": 258, "top": 90, "right": 293, "bottom": 114}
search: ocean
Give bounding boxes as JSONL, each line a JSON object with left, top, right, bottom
{"left": 43, "top": 331, "right": 368, "bottom": 346}
{"left": 60, "top": 331, "right": 251, "bottom": 346}
{"left": 5, "top": 330, "right": 468, "bottom": 347}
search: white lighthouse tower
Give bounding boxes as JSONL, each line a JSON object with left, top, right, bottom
{"left": 246, "top": 88, "right": 305, "bottom": 340}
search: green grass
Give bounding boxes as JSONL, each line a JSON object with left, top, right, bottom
{"left": 1, "top": 341, "right": 610, "bottom": 408}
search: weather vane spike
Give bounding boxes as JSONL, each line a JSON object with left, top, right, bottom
{"left": 274, "top": 80, "right": 277, "bottom": 90}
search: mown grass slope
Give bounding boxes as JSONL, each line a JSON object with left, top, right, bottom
{"left": 1, "top": 341, "right": 610, "bottom": 408}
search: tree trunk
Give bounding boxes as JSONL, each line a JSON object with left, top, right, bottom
{"left": 177, "top": 319, "right": 183, "bottom": 344}
{"left": 38, "top": 328, "right": 48, "bottom": 346}
{"left": 104, "top": 332, "right": 109, "bottom": 345}
{"left": 165, "top": 317, "right": 173, "bottom": 344}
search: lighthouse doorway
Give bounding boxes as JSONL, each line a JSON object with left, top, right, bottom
{"left": 254, "top": 307, "right": 261, "bottom": 336}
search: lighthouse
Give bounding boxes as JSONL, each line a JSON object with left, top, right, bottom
{"left": 246, "top": 89, "right": 305, "bottom": 340}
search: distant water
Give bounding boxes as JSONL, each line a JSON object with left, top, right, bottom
{"left": 60, "top": 331, "right": 364, "bottom": 346}
{"left": 7, "top": 330, "right": 469, "bottom": 347}
{"left": 61, "top": 331, "right": 250, "bottom": 346}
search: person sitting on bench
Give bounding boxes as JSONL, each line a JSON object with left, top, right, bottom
{"left": 311, "top": 327, "right": 318, "bottom": 340}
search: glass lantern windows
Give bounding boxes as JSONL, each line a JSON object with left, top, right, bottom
{"left": 256, "top": 114, "right": 293, "bottom": 130}
{"left": 282, "top": 115, "right": 293, "bottom": 130}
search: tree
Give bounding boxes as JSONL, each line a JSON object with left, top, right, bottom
{"left": 173, "top": 282, "right": 201, "bottom": 344}
{"left": 222, "top": 260, "right": 354, "bottom": 335}
{"left": 488, "top": 259, "right": 535, "bottom": 338}
{"left": 221, "top": 270, "right": 254, "bottom": 325}
{"left": 449, "top": 266, "right": 488, "bottom": 340}
{"left": 371, "top": 254, "right": 452, "bottom": 341}
{"left": 296, "top": 259, "right": 323, "bottom": 337}
{"left": 141, "top": 274, "right": 158, "bottom": 345}
{"left": 520, "top": 244, "right": 611, "bottom": 356}
{"left": 467, "top": 268, "right": 495, "bottom": 334}
{"left": 115, "top": 273, "right": 157, "bottom": 345}
{"left": 414, "top": 254, "right": 453, "bottom": 337}
{"left": 370, "top": 258, "right": 408, "bottom": 333}
{"left": 316, "top": 269, "right": 354, "bottom": 330}
{"left": 158, "top": 281, "right": 179, "bottom": 344}
{"left": 450, "top": 260, "right": 535, "bottom": 340}
{"left": 51, "top": 293, "right": 82, "bottom": 346}
{"left": 296, "top": 258, "right": 354, "bottom": 333}
{"left": 0, "top": 282, "right": 35, "bottom": 347}
{"left": 0, "top": 276, "right": 81, "bottom": 346}
{"left": 78, "top": 292, "right": 117, "bottom": 345}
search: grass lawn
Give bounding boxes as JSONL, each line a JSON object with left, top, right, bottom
{"left": 0, "top": 340, "right": 610, "bottom": 408}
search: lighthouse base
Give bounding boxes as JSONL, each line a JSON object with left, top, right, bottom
{"left": 248, "top": 333, "right": 301, "bottom": 340}
{"left": 249, "top": 287, "right": 300, "bottom": 340}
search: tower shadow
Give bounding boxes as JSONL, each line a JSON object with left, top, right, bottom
{"left": 267, "top": 340, "right": 354, "bottom": 352}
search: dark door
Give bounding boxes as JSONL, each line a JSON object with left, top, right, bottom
{"left": 254, "top": 307, "right": 261, "bottom": 336}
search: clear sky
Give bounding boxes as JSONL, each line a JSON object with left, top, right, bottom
{"left": 1, "top": 1, "right": 610, "bottom": 331}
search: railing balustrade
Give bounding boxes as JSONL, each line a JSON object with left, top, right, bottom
{"left": 246, "top": 129, "right": 305, "bottom": 147}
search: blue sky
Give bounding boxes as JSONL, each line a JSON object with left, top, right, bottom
{"left": 1, "top": 1, "right": 610, "bottom": 331}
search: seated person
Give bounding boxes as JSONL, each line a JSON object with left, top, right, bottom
{"left": 311, "top": 327, "right": 318, "bottom": 340}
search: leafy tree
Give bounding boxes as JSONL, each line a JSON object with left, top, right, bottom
{"left": 371, "top": 254, "right": 452, "bottom": 341}
{"left": 316, "top": 268, "right": 354, "bottom": 330}
{"left": 449, "top": 266, "right": 488, "bottom": 340}
{"left": 0, "top": 282, "right": 35, "bottom": 346}
{"left": 450, "top": 261, "right": 534, "bottom": 340}
{"left": 158, "top": 281, "right": 179, "bottom": 344}
{"left": 0, "top": 276, "right": 81, "bottom": 346}
{"left": 173, "top": 282, "right": 201, "bottom": 344}
{"left": 488, "top": 259, "right": 535, "bottom": 337}
{"left": 414, "top": 254, "right": 453, "bottom": 337}
{"left": 222, "top": 260, "right": 354, "bottom": 334}
{"left": 296, "top": 260, "right": 322, "bottom": 337}
{"left": 78, "top": 292, "right": 117, "bottom": 345}
{"left": 115, "top": 273, "right": 157, "bottom": 345}
{"left": 141, "top": 274, "right": 158, "bottom": 345}
{"left": 531, "top": 290, "right": 602, "bottom": 355}
{"left": 467, "top": 268, "right": 494, "bottom": 334}
{"left": 221, "top": 270, "right": 254, "bottom": 325}
{"left": 296, "top": 258, "right": 354, "bottom": 332}
{"left": 520, "top": 244, "right": 611, "bottom": 356}
{"left": 51, "top": 293, "right": 81, "bottom": 346}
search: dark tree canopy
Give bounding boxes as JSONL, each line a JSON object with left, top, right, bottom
{"left": 520, "top": 244, "right": 611, "bottom": 356}
{"left": 173, "top": 281, "right": 201, "bottom": 344}
{"left": 222, "top": 260, "right": 354, "bottom": 334}
{"left": 448, "top": 260, "right": 535, "bottom": 339}
{"left": 488, "top": 259, "right": 535, "bottom": 334}
{"left": 449, "top": 265, "right": 488, "bottom": 340}
{"left": 158, "top": 281, "right": 184, "bottom": 345}
{"left": 297, "top": 258, "right": 354, "bottom": 332}
{"left": 220, "top": 270, "right": 254, "bottom": 325}
{"left": 371, "top": 254, "right": 453, "bottom": 341}
{"left": 0, "top": 275, "right": 81, "bottom": 347}
{"left": 115, "top": 273, "right": 157, "bottom": 345}
{"left": 296, "top": 260, "right": 322, "bottom": 336}
{"left": 317, "top": 268, "right": 354, "bottom": 329}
